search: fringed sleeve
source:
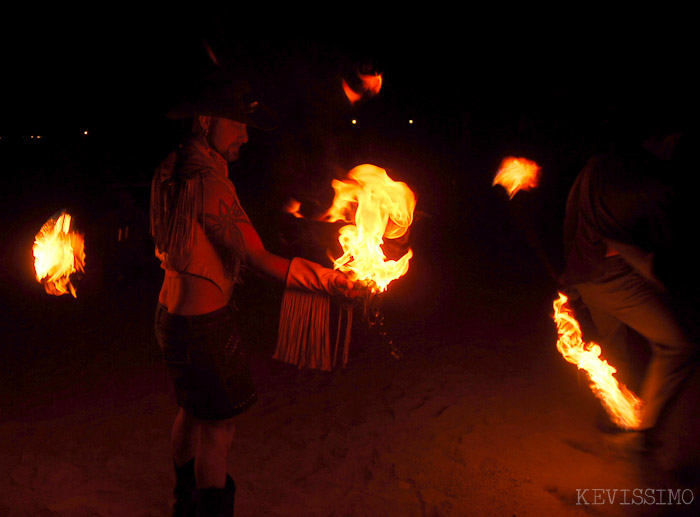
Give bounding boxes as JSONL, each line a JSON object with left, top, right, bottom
{"left": 150, "top": 150, "right": 202, "bottom": 260}
{"left": 274, "top": 289, "right": 353, "bottom": 371}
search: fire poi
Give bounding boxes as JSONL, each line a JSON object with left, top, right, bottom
{"left": 553, "top": 292, "right": 642, "bottom": 429}
{"left": 32, "top": 210, "right": 86, "bottom": 298}
{"left": 323, "top": 164, "right": 416, "bottom": 293}
{"left": 275, "top": 164, "right": 416, "bottom": 371}
{"left": 492, "top": 156, "right": 541, "bottom": 199}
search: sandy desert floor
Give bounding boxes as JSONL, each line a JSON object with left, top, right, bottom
{"left": 2, "top": 247, "right": 700, "bottom": 517}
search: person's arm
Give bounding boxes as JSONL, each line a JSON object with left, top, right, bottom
{"left": 201, "top": 178, "right": 353, "bottom": 295}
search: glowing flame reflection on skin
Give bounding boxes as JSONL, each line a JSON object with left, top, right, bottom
{"left": 324, "top": 164, "right": 416, "bottom": 293}
{"left": 553, "top": 292, "right": 642, "bottom": 430}
{"left": 33, "top": 211, "right": 86, "bottom": 297}
{"left": 493, "top": 156, "right": 541, "bottom": 199}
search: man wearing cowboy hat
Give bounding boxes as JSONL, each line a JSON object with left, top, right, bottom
{"left": 151, "top": 75, "right": 354, "bottom": 516}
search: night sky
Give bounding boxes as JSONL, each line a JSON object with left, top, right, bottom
{"left": 1, "top": 12, "right": 694, "bottom": 320}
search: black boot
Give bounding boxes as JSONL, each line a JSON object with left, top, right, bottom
{"left": 195, "top": 475, "right": 236, "bottom": 516}
{"left": 173, "top": 459, "right": 196, "bottom": 517}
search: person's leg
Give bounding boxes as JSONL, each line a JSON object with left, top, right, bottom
{"left": 577, "top": 260, "right": 697, "bottom": 431}
{"left": 195, "top": 417, "right": 236, "bottom": 488}
{"left": 194, "top": 417, "right": 237, "bottom": 516}
{"left": 584, "top": 303, "right": 635, "bottom": 387}
{"left": 172, "top": 407, "right": 200, "bottom": 466}
{"left": 171, "top": 408, "right": 200, "bottom": 516}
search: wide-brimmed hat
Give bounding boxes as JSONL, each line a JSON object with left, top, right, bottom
{"left": 167, "top": 76, "right": 278, "bottom": 131}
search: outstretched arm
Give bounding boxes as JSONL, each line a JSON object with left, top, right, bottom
{"left": 201, "top": 178, "right": 354, "bottom": 295}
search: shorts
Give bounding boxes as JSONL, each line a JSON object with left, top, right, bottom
{"left": 155, "top": 303, "right": 257, "bottom": 420}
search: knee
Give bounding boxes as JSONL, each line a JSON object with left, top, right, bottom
{"left": 198, "top": 418, "right": 236, "bottom": 450}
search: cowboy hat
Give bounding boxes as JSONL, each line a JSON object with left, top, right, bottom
{"left": 167, "top": 76, "right": 278, "bottom": 131}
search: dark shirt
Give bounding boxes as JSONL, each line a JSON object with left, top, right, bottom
{"left": 562, "top": 149, "right": 674, "bottom": 286}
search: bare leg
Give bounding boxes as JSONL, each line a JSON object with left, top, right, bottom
{"left": 171, "top": 408, "right": 200, "bottom": 467}
{"left": 196, "top": 417, "right": 236, "bottom": 489}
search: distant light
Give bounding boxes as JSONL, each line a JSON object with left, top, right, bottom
{"left": 83, "top": 130, "right": 89, "bottom": 136}
{"left": 408, "top": 119, "right": 414, "bottom": 125}
{"left": 351, "top": 119, "right": 357, "bottom": 125}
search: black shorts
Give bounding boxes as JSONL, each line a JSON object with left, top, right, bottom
{"left": 155, "top": 303, "right": 257, "bottom": 420}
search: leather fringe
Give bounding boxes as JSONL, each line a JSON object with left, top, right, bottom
{"left": 274, "top": 289, "right": 353, "bottom": 371}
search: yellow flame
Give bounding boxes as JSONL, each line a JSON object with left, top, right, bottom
{"left": 493, "top": 156, "right": 541, "bottom": 198}
{"left": 553, "top": 292, "right": 641, "bottom": 429}
{"left": 324, "top": 164, "right": 416, "bottom": 293}
{"left": 33, "top": 211, "right": 86, "bottom": 297}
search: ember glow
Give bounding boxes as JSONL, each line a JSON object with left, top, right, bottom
{"left": 33, "top": 211, "right": 86, "bottom": 297}
{"left": 342, "top": 72, "right": 383, "bottom": 104}
{"left": 553, "top": 292, "right": 641, "bottom": 429}
{"left": 324, "top": 164, "right": 416, "bottom": 293}
{"left": 492, "top": 156, "right": 541, "bottom": 198}
{"left": 284, "top": 198, "right": 303, "bottom": 219}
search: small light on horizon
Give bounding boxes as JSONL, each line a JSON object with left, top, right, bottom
{"left": 351, "top": 119, "right": 357, "bottom": 125}
{"left": 408, "top": 119, "right": 414, "bottom": 124}
{"left": 83, "top": 130, "right": 89, "bottom": 136}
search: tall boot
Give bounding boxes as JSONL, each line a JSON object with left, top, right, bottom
{"left": 195, "top": 475, "right": 236, "bottom": 516}
{"left": 173, "top": 459, "right": 196, "bottom": 517}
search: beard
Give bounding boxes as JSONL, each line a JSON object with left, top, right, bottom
{"left": 222, "top": 144, "right": 242, "bottom": 162}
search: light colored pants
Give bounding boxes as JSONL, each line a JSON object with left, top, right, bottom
{"left": 575, "top": 256, "right": 698, "bottom": 430}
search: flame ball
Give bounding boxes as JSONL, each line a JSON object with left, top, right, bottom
{"left": 33, "top": 211, "right": 86, "bottom": 297}
{"left": 493, "top": 157, "right": 541, "bottom": 199}
{"left": 324, "top": 164, "right": 416, "bottom": 293}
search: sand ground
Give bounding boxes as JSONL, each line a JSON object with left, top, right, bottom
{"left": 2, "top": 258, "right": 699, "bottom": 517}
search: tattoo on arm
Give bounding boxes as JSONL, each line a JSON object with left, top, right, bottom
{"left": 204, "top": 197, "right": 251, "bottom": 253}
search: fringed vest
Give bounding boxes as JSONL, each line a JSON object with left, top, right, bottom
{"left": 150, "top": 135, "right": 243, "bottom": 292}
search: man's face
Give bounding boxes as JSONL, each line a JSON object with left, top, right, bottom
{"left": 209, "top": 118, "right": 249, "bottom": 162}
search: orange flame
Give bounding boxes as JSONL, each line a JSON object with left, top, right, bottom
{"left": 493, "top": 156, "right": 541, "bottom": 198}
{"left": 284, "top": 198, "right": 304, "bottom": 219}
{"left": 324, "top": 164, "right": 416, "bottom": 293}
{"left": 342, "top": 73, "right": 383, "bottom": 104}
{"left": 33, "top": 211, "right": 86, "bottom": 297}
{"left": 553, "top": 292, "right": 641, "bottom": 429}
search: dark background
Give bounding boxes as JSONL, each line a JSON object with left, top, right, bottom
{"left": 1, "top": 12, "right": 699, "bottom": 514}
{"left": 1, "top": 11, "right": 695, "bottom": 375}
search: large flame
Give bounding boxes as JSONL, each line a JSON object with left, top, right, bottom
{"left": 553, "top": 292, "right": 641, "bottom": 429}
{"left": 33, "top": 211, "right": 86, "bottom": 297}
{"left": 324, "top": 164, "right": 416, "bottom": 293}
{"left": 493, "top": 156, "right": 541, "bottom": 198}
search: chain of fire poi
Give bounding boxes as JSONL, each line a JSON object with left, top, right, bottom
{"left": 275, "top": 164, "right": 416, "bottom": 371}
{"left": 493, "top": 157, "right": 641, "bottom": 429}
